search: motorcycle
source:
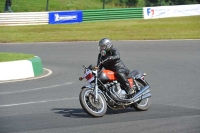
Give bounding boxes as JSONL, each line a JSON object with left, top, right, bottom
{"left": 79, "top": 59, "right": 151, "bottom": 117}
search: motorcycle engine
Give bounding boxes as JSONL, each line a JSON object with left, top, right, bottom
{"left": 109, "top": 81, "right": 126, "bottom": 99}
{"left": 115, "top": 83, "right": 126, "bottom": 99}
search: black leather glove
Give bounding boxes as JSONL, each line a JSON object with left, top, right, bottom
{"left": 88, "top": 64, "right": 94, "bottom": 70}
{"left": 107, "top": 56, "right": 113, "bottom": 60}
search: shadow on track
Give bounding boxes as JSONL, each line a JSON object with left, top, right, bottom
{"left": 51, "top": 108, "right": 137, "bottom": 118}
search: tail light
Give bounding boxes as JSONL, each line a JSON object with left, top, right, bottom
{"left": 141, "top": 73, "right": 146, "bottom": 80}
{"left": 141, "top": 76, "right": 145, "bottom": 80}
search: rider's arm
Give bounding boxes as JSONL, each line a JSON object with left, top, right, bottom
{"left": 109, "top": 48, "right": 120, "bottom": 61}
{"left": 97, "top": 54, "right": 103, "bottom": 70}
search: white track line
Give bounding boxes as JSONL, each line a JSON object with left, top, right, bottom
{"left": 0, "top": 97, "right": 78, "bottom": 108}
{"left": 0, "top": 82, "right": 73, "bottom": 95}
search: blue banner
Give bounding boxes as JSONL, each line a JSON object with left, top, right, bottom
{"left": 49, "top": 10, "right": 82, "bottom": 24}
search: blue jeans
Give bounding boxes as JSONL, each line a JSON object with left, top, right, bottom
{"left": 4, "top": 6, "right": 13, "bottom": 12}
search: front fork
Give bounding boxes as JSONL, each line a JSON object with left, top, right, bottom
{"left": 87, "top": 69, "right": 99, "bottom": 101}
{"left": 82, "top": 76, "right": 99, "bottom": 102}
{"left": 94, "top": 75, "right": 99, "bottom": 101}
{"left": 81, "top": 69, "right": 108, "bottom": 102}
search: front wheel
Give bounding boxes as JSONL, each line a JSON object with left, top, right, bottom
{"left": 79, "top": 87, "right": 107, "bottom": 117}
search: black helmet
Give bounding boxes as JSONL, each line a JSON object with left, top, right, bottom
{"left": 99, "top": 38, "right": 113, "bottom": 52}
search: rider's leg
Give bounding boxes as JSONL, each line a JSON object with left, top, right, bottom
{"left": 115, "top": 69, "right": 134, "bottom": 95}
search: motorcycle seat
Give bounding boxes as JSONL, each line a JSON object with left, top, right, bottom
{"left": 127, "top": 70, "right": 142, "bottom": 79}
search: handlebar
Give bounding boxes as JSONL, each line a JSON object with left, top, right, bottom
{"left": 82, "top": 65, "right": 87, "bottom": 69}
{"left": 97, "top": 58, "right": 109, "bottom": 67}
{"left": 82, "top": 58, "right": 109, "bottom": 71}
{"left": 80, "top": 59, "right": 108, "bottom": 81}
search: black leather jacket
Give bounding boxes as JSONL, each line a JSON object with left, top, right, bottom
{"left": 97, "top": 47, "right": 129, "bottom": 74}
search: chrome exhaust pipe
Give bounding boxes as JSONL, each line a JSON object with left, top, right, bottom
{"left": 134, "top": 93, "right": 151, "bottom": 103}
{"left": 109, "top": 85, "right": 151, "bottom": 103}
{"left": 142, "top": 93, "right": 151, "bottom": 99}
{"left": 132, "top": 85, "right": 150, "bottom": 101}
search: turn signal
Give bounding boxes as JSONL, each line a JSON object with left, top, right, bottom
{"left": 79, "top": 77, "right": 83, "bottom": 81}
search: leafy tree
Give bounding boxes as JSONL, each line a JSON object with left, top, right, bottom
{"left": 101, "top": 0, "right": 200, "bottom": 7}
{"left": 144, "top": 0, "right": 199, "bottom": 6}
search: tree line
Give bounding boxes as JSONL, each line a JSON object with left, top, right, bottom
{"left": 102, "top": 0, "right": 200, "bottom": 7}
{"left": 145, "top": 0, "right": 200, "bottom": 6}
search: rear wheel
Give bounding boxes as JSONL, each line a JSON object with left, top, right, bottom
{"left": 79, "top": 88, "right": 107, "bottom": 117}
{"left": 132, "top": 81, "right": 151, "bottom": 111}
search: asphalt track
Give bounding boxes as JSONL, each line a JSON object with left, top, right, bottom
{"left": 0, "top": 40, "right": 200, "bottom": 133}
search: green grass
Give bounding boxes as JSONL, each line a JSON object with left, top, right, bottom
{"left": 0, "top": 52, "right": 34, "bottom": 62}
{"left": 0, "top": 16, "right": 199, "bottom": 43}
{"left": 1, "top": 0, "right": 199, "bottom": 43}
{"left": 0, "top": 0, "right": 123, "bottom": 13}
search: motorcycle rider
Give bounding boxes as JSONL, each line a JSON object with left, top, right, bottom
{"left": 97, "top": 38, "right": 134, "bottom": 95}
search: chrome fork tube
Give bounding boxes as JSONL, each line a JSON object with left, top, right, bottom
{"left": 94, "top": 70, "right": 98, "bottom": 101}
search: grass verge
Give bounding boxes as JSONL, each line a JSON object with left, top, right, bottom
{"left": 0, "top": 52, "right": 35, "bottom": 62}
{"left": 0, "top": 16, "right": 200, "bottom": 43}
{"left": 0, "top": 0, "right": 126, "bottom": 12}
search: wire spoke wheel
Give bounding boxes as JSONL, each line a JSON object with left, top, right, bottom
{"left": 132, "top": 81, "right": 151, "bottom": 111}
{"left": 79, "top": 88, "right": 107, "bottom": 117}
{"left": 138, "top": 98, "right": 149, "bottom": 107}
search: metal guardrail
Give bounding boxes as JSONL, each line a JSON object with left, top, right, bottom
{"left": 2, "top": 5, "right": 199, "bottom": 26}
{"left": 0, "top": 12, "right": 48, "bottom": 26}
{"left": 83, "top": 8, "right": 143, "bottom": 22}
{"left": 0, "top": 8, "right": 143, "bottom": 26}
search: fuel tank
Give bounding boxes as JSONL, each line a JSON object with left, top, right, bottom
{"left": 98, "top": 70, "right": 117, "bottom": 83}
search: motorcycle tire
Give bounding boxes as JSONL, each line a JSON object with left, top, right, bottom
{"left": 79, "top": 87, "right": 107, "bottom": 117}
{"left": 132, "top": 81, "right": 151, "bottom": 111}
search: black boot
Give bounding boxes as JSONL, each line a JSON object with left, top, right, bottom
{"left": 123, "top": 81, "right": 134, "bottom": 95}
{"left": 116, "top": 72, "right": 134, "bottom": 95}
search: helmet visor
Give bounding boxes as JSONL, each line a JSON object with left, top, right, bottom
{"left": 98, "top": 45, "right": 106, "bottom": 52}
